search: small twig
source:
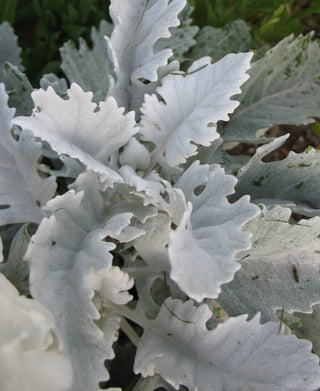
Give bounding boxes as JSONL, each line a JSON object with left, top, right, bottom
{"left": 24, "top": 223, "right": 31, "bottom": 241}
{"left": 164, "top": 301, "right": 195, "bottom": 324}
{"left": 278, "top": 306, "right": 285, "bottom": 335}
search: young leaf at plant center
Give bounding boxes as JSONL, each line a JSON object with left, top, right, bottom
{"left": 0, "top": 84, "right": 56, "bottom": 225}
{"left": 217, "top": 205, "right": 320, "bottom": 323}
{"left": 140, "top": 52, "right": 252, "bottom": 173}
{"left": 13, "top": 83, "right": 137, "bottom": 187}
{"left": 168, "top": 161, "right": 259, "bottom": 301}
{"left": 222, "top": 33, "right": 320, "bottom": 143}
{"left": 134, "top": 298, "right": 320, "bottom": 391}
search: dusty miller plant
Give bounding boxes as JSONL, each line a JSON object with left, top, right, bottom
{"left": 2, "top": 0, "right": 320, "bottom": 390}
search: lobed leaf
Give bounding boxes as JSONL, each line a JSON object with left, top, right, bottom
{"left": 218, "top": 205, "right": 320, "bottom": 322}
{"left": 0, "top": 84, "right": 56, "bottom": 225}
{"left": 60, "top": 20, "right": 113, "bottom": 102}
{"left": 134, "top": 298, "right": 320, "bottom": 391}
{"left": 168, "top": 161, "right": 259, "bottom": 301}
{"left": 223, "top": 33, "right": 320, "bottom": 142}
{"left": 232, "top": 135, "right": 320, "bottom": 216}
{"left": 25, "top": 172, "right": 143, "bottom": 391}
{"left": 192, "top": 20, "right": 255, "bottom": 63}
{"left": 140, "top": 53, "right": 252, "bottom": 172}
{"left": 13, "top": 83, "right": 137, "bottom": 187}
{"left": 107, "top": 0, "right": 185, "bottom": 111}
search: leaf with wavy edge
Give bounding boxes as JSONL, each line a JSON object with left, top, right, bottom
{"left": 168, "top": 161, "right": 259, "bottom": 301}
{"left": 0, "top": 21, "right": 23, "bottom": 78}
{"left": 155, "top": 3, "right": 198, "bottom": 61}
{"left": 13, "top": 83, "right": 137, "bottom": 187}
{"left": 232, "top": 134, "right": 320, "bottom": 216}
{"left": 107, "top": 0, "right": 185, "bottom": 111}
{"left": 0, "top": 83, "right": 56, "bottom": 225}
{"left": 192, "top": 20, "right": 255, "bottom": 63}
{"left": 87, "top": 266, "right": 134, "bottom": 306}
{"left": 134, "top": 298, "right": 320, "bottom": 391}
{"left": 60, "top": 20, "right": 113, "bottom": 102}
{"left": 223, "top": 33, "right": 320, "bottom": 142}
{"left": 217, "top": 205, "right": 320, "bottom": 323}
{"left": 24, "top": 172, "right": 143, "bottom": 391}
{"left": 0, "top": 273, "right": 72, "bottom": 391}
{"left": 140, "top": 53, "right": 252, "bottom": 172}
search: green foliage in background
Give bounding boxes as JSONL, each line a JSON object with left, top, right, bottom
{"left": 0, "top": 0, "right": 110, "bottom": 84}
{"left": 1, "top": 0, "right": 320, "bottom": 86}
{"left": 190, "top": 0, "right": 320, "bottom": 45}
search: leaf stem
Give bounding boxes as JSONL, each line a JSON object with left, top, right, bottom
{"left": 120, "top": 317, "right": 140, "bottom": 347}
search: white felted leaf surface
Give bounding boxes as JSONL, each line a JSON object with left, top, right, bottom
{"left": 169, "top": 161, "right": 259, "bottom": 301}
{"left": 233, "top": 135, "right": 320, "bottom": 216}
{"left": 87, "top": 266, "right": 134, "bottom": 306}
{"left": 0, "top": 84, "right": 56, "bottom": 225}
{"left": 134, "top": 298, "right": 320, "bottom": 391}
{"left": 129, "top": 213, "right": 182, "bottom": 318}
{"left": 13, "top": 83, "right": 137, "bottom": 187}
{"left": 119, "top": 137, "right": 151, "bottom": 170}
{"left": 0, "top": 273, "right": 72, "bottom": 391}
{"left": 154, "top": 4, "right": 198, "bottom": 61}
{"left": 24, "top": 173, "right": 142, "bottom": 391}
{"left": 217, "top": 205, "right": 320, "bottom": 323}
{"left": 108, "top": 0, "right": 185, "bottom": 110}
{"left": 223, "top": 33, "right": 320, "bottom": 142}
{"left": 140, "top": 53, "right": 252, "bottom": 171}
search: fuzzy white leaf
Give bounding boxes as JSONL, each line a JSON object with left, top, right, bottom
{"left": 218, "top": 205, "right": 320, "bottom": 322}
{"left": 0, "top": 273, "right": 72, "bottom": 391}
{"left": 155, "top": 4, "right": 198, "bottom": 60}
{"left": 120, "top": 165, "right": 165, "bottom": 198}
{"left": 132, "top": 213, "right": 186, "bottom": 318}
{"left": 108, "top": 0, "right": 185, "bottom": 111}
{"left": 134, "top": 298, "right": 320, "bottom": 391}
{"left": 13, "top": 83, "right": 137, "bottom": 187}
{"left": 87, "top": 266, "right": 134, "bottom": 306}
{"left": 223, "top": 33, "right": 320, "bottom": 142}
{"left": 169, "top": 161, "right": 259, "bottom": 301}
{"left": 119, "top": 137, "right": 151, "bottom": 170}
{"left": 24, "top": 173, "right": 142, "bottom": 391}
{"left": 140, "top": 53, "right": 252, "bottom": 171}
{"left": 0, "top": 84, "right": 56, "bottom": 225}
